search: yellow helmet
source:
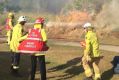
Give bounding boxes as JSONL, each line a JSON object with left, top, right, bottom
{"left": 8, "top": 12, "right": 14, "bottom": 18}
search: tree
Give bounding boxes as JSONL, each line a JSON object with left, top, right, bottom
{"left": 73, "top": 0, "right": 96, "bottom": 11}
{"left": 0, "top": 3, "right": 4, "bottom": 13}
{"left": 62, "top": 0, "right": 107, "bottom": 14}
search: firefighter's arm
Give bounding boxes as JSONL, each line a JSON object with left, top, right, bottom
{"left": 41, "top": 29, "right": 47, "bottom": 42}
{"left": 84, "top": 39, "right": 91, "bottom": 57}
{"left": 82, "top": 39, "right": 91, "bottom": 62}
{"left": 19, "top": 27, "right": 28, "bottom": 42}
{"left": 19, "top": 34, "right": 28, "bottom": 42}
{"left": 8, "top": 19, "right": 13, "bottom": 29}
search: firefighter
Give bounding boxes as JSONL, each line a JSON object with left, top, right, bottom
{"left": 82, "top": 22, "right": 101, "bottom": 80}
{"left": 5, "top": 12, "right": 15, "bottom": 45}
{"left": 18, "top": 17, "right": 48, "bottom": 79}
{"left": 30, "top": 18, "right": 47, "bottom": 80}
{"left": 10, "top": 16, "right": 27, "bottom": 73}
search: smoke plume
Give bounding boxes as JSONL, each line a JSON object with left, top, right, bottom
{"left": 95, "top": 0, "right": 119, "bottom": 31}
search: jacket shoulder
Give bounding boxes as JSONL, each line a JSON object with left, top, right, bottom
{"left": 86, "top": 32, "right": 97, "bottom": 40}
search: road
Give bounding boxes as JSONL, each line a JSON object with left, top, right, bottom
{"left": 0, "top": 37, "right": 119, "bottom": 52}
{"left": 50, "top": 39, "right": 119, "bottom": 53}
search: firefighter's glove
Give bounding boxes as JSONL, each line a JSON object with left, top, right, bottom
{"left": 80, "top": 41, "right": 86, "bottom": 48}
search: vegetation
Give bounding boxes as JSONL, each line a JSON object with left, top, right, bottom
{"left": 63, "top": 0, "right": 107, "bottom": 14}
{"left": 0, "top": 15, "right": 7, "bottom": 25}
{"left": 0, "top": 0, "right": 108, "bottom": 14}
{"left": 0, "top": 1, "right": 119, "bottom": 80}
{"left": 0, "top": 43, "right": 119, "bottom": 80}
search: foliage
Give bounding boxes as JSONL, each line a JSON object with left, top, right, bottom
{"left": 63, "top": 0, "right": 107, "bottom": 14}
{"left": 0, "top": 14, "right": 7, "bottom": 25}
{"left": 0, "top": 2, "right": 5, "bottom": 13}
{"left": 6, "top": 5, "right": 21, "bottom": 12}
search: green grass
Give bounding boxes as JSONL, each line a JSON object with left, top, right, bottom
{"left": 0, "top": 43, "right": 119, "bottom": 80}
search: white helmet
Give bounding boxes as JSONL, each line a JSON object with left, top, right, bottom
{"left": 83, "top": 22, "right": 92, "bottom": 28}
{"left": 18, "top": 16, "right": 27, "bottom": 22}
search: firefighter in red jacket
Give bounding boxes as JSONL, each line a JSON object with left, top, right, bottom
{"left": 29, "top": 18, "right": 47, "bottom": 80}
{"left": 31, "top": 18, "right": 47, "bottom": 80}
{"left": 18, "top": 17, "right": 48, "bottom": 80}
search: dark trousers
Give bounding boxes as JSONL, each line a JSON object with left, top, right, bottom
{"left": 11, "top": 52, "right": 20, "bottom": 66}
{"left": 112, "top": 56, "right": 119, "bottom": 68}
{"left": 30, "top": 55, "right": 46, "bottom": 80}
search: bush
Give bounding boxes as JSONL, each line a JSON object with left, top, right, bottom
{"left": 0, "top": 14, "right": 7, "bottom": 25}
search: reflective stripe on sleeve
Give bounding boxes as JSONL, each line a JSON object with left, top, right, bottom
{"left": 27, "top": 38, "right": 42, "bottom": 41}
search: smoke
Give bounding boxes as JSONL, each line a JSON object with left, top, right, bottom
{"left": 95, "top": 0, "right": 119, "bottom": 31}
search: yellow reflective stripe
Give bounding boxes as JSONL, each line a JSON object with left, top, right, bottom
{"left": 19, "top": 50, "right": 45, "bottom": 53}
{"left": 27, "top": 38, "right": 42, "bottom": 41}
{"left": 35, "top": 53, "right": 45, "bottom": 56}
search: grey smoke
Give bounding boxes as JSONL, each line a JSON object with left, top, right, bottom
{"left": 95, "top": 0, "right": 119, "bottom": 31}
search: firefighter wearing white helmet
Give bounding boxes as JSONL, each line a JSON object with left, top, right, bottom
{"left": 18, "top": 17, "right": 48, "bottom": 80}
{"left": 82, "top": 22, "right": 101, "bottom": 80}
{"left": 83, "top": 22, "right": 92, "bottom": 28}
{"left": 17, "top": 16, "right": 27, "bottom": 22}
{"left": 10, "top": 16, "right": 28, "bottom": 74}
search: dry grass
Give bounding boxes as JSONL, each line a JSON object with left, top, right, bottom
{"left": 100, "top": 37, "right": 119, "bottom": 46}
{"left": 0, "top": 42, "right": 119, "bottom": 80}
{"left": 56, "top": 10, "right": 91, "bottom": 23}
{"left": 17, "top": 12, "right": 56, "bottom": 22}
{"left": 46, "top": 44, "right": 119, "bottom": 80}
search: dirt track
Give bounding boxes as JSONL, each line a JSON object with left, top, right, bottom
{"left": 1, "top": 37, "right": 119, "bottom": 53}
{"left": 0, "top": 37, "right": 119, "bottom": 80}
{"left": 50, "top": 39, "right": 119, "bottom": 53}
